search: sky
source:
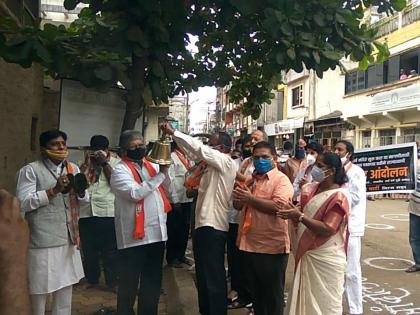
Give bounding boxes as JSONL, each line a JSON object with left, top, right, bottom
{"left": 188, "top": 86, "right": 217, "bottom": 133}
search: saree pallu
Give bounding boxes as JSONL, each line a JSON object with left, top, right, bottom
{"left": 285, "top": 184, "right": 350, "bottom": 315}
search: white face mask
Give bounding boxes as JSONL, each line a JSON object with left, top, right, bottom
{"left": 340, "top": 155, "right": 348, "bottom": 165}
{"left": 311, "top": 165, "right": 327, "bottom": 183}
{"left": 306, "top": 154, "right": 316, "bottom": 165}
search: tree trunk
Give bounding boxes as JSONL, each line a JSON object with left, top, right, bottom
{"left": 121, "top": 56, "right": 146, "bottom": 132}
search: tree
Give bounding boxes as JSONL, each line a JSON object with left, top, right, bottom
{"left": 0, "top": 0, "right": 406, "bottom": 130}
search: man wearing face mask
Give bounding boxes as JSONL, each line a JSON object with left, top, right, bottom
{"left": 293, "top": 142, "right": 323, "bottom": 199}
{"left": 238, "top": 131, "right": 269, "bottom": 182}
{"left": 334, "top": 140, "right": 366, "bottom": 315}
{"left": 233, "top": 141, "right": 293, "bottom": 315}
{"left": 284, "top": 144, "right": 307, "bottom": 184}
{"left": 161, "top": 123, "right": 237, "bottom": 315}
{"left": 110, "top": 130, "right": 172, "bottom": 315}
{"left": 16, "top": 129, "right": 89, "bottom": 315}
{"left": 78, "top": 135, "right": 120, "bottom": 290}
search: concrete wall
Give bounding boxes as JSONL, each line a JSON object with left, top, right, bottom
{"left": 0, "top": 61, "right": 59, "bottom": 192}
{"left": 314, "top": 69, "right": 346, "bottom": 119}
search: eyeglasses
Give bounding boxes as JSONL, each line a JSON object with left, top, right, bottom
{"left": 253, "top": 155, "right": 272, "bottom": 160}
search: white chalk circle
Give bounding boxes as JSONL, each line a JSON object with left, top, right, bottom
{"left": 364, "top": 257, "right": 415, "bottom": 271}
{"left": 365, "top": 223, "right": 395, "bottom": 230}
{"left": 380, "top": 214, "right": 409, "bottom": 222}
{"left": 370, "top": 306, "right": 383, "bottom": 312}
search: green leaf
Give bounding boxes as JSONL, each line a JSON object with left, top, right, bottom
{"left": 275, "top": 52, "right": 285, "bottom": 64}
{"left": 359, "top": 56, "right": 369, "bottom": 70}
{"left": 286, "top": 47, "right": 296, "bottom": 60}
{"left": 64, "top": 0, "right": 78, "bottom": 11}
{"left": 390, "top": 0, "right": 406, "bottom": 11}
{"left": 5, "top": 35, "right": 26, "bottom": 47}
{"left": 313, "top": 12, "right": 325, "bottom": 27}
{"left": 94, "top": 65, "right": 113, "bottom": 81}
{"left": 321, "top": 50, "right": 342, "bottom": 61}
{"left": 33, "top": 41, "right": 53, "bottom": 63}
{"left": 312, "top": 51, "right": 321, "bottom": 64}
{"left": 280, "top": 23, "right": 292, "bottom": 36}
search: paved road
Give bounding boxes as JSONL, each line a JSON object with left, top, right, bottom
{"left": 67, "top": 199, "right": 419, "bottom": 315}
{"left": 228, "top": 199, "right": 420, "bottom": 315}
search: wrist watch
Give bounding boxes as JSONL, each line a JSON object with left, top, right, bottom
{"left": 298, "top": 213, "right": 305, "bottom": 222}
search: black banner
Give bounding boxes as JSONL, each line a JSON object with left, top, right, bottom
{"left": 353, "top": 143, "right": 417, "bottom": 195}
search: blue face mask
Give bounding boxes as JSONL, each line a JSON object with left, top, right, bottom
{"left": 253, "top": 159, "right": 273, "bottom": 174}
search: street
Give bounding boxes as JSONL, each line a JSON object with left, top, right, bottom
{"left": 230, "top": 198, "right": 420, "bottom": 315}
{"left": 68, "top": 198, "right": 419, "bottom": 315}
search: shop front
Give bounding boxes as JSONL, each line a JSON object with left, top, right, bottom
{"left": 265, "top": 117, "right": 304, "bottom": 149}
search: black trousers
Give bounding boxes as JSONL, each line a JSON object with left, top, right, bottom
{"left": 117, "top": 242, "right": 165, "bottom": 315}
{"left": 227, "top": 224, "right": 252, "bottom": 303}
{"left": 79, "top": 217, "right": 118, "bottom": 287}
{"left": 242, "top": 251, "right": 289, "bottom": 315}
{"left": 166, "top": 202, "right": 192, "bottom": 264}
{"left": 193, "top": 226, "right": 228, "bottom": 315}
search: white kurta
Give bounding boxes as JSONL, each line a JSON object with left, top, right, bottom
{"left": 16, "top": 159, "right": 88, "bottom": 295}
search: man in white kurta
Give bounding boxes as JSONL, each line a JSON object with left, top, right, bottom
{"left": 162, "top": 124, "right": 237, "bottom": 315}
{"left": 110, "top": 130, "right": 172, "bottom": 315}
{"left": 335, "top": 140, "right": 367, "bottom": 315}
{"left": 16, "top": 130, "right": 88, "bottom": 315}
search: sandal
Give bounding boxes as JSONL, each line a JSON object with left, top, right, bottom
{"left": 405, "top": 265, "right": 420, "bottom": 273}
{"left": 228, "top": 299, "right": 251, "bottom": 310}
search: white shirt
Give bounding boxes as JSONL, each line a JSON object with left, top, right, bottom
{"left": 228, "top": 158, "right": 241, "bottom": 224}
{"left": 293, "top": 166, "right": 314, "bottom": 198}
{"left": 173, "top": 130, "right": 237, "bottom": 232}
{"left": 409, "top": 169, "right": 420, "bottom": 217}
{"left": 345, "top": 162, "right": 367, "bottom": 236}
{"left": 111, "top": 161, "right": 172, "bottom": 249}
{"left": 168, "top": 151, "right": 193, "bottom": 204}
{"left": 16, "top": 159, "right": 90, "bottom": 213}
{"left": 16, "top": 159, "right": 87, "bottom": 294}
{"left": 79, "top": 155, "right": 120, "bottom": 218}
{"left": 240, "top": 157, "right": 255, "bottom": 177}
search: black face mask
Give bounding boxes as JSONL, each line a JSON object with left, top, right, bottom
{"left": 232, "top": 156, "right": 240, "bottom": 160}
{"left": 242, "top": 150, "right": 252, "bottom": 159}
{"left": 126, "top": 147, "right": 146, "bottom": 161}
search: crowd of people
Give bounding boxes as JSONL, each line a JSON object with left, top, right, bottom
{"left": 0, "top": 124, "right": 419, "bottom": 315}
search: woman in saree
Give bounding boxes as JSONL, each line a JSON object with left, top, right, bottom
{"left": 277, "top": 152, "right": 351, "bottom": 315}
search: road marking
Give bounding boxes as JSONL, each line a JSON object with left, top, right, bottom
{"left": 364, "top": 257, "right": 414, "bottom": 271}
{"left": 380, "top": 214, "right": 409, "bottom": 221}
{"left": 365, "top": 223, "right": 395, "bottom": 230}
{"left": 363, "top": 277, "right": 420, "bottom": 314}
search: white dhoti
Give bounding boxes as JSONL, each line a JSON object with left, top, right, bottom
{"left": 345, "top": 235, "right": 363, "bottom": 314}
{"left": 28, "top": 244, "right": 84, "bottom": 315}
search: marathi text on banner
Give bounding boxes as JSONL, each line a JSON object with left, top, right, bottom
{"left": 353, "top": 143, "right": 417, "bottom": 195}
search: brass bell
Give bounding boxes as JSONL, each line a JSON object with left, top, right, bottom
{"left": 146, "top": 135, "right": 172, "bottom": 165}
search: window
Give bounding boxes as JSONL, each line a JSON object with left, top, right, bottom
{"left": 362, "top": 130, "right": 372, "bottom": 148}
{"left": 344, "top": 47, "right": 420, "bottom": 94}
{"left": 402, "top": 128, "right": 420, "bottom": 143}
{"left": 379, "top": 129, "right": 396, "bottom": 146}
{"left": 400, "top": 50, "right": 419, "bottom": 79}
{"left": 292, "top": 85, "right": 303, "bottom": 108}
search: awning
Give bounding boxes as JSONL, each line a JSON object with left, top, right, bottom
{"left": 305, "top": 110, "right": 343, "bottom": 123}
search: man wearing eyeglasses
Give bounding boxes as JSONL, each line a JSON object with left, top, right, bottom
{"left": 233, "top": 141, "right": 293, "bottom": 315}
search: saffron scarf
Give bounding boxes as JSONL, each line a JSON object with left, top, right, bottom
{"left": 175, "top": 150, "right": 191, "bottom": 170}
{"left": 122, "top": 158, "right": 172, "bottom": 240}
{"left": 63, "top": 161, "right": 81, "bottom": 248}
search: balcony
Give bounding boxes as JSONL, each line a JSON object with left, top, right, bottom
{"left": 371, "top": 2, "right": 420, "bottom": 38}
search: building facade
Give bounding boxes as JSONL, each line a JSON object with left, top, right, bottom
{"left": 0, "top": 0, "right": 60, "bottom": 192}
{"left": 343, "top": 2, "right": 420, "bottom": 149}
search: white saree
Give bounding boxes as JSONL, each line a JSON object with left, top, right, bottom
{"left": 285, "top": 187, "right": 349, "bottom": 315}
